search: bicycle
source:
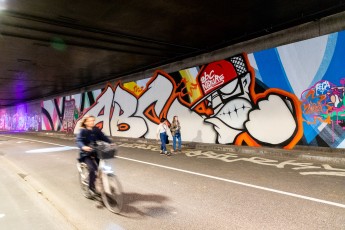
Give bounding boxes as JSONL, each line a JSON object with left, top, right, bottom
{"left": 76, "top": 141, "right": 123, "bottom": 213}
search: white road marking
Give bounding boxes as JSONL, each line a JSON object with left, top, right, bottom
{"left": 16, "top": 141, "right": 28, "bottom": 143}
{"left": 118, "top": 156, "right": 345, "bottom": 209}
{"left": 26, "top": 146, "right": 79, "bottom": 153}
{"left": 2, "top": 134, "right": 345, "bottom": 209}
{"left": 2, "top": 135, "right": 78, "bottom": 153}
{"left": 0, "top": 135, "right": 69, "bottom": 147}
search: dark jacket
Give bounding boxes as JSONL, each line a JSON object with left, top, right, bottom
{"left": 76, "top": 127, "right": 112, "bottom": 159}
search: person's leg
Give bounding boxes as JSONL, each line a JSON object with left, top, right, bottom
{"left": 84, "top": 157, "right": 98, "bottom": 191}
{"left": 160, "top": 132, "right": 167, "bottom": 153}
{"left": 159, "top": 132, "right": 164, "bottom": 153}
{"left": 177, "top": 132, "right": 182, "bottom": 151}
{"left": 163, "top": 133, "right": 167, "bottom": 153}
{"left": 172, "top": 134, "right": 177, "bottom": 151}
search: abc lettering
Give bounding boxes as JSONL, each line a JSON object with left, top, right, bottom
{"left": 201, "top": 70, "right": 225, "bottom": 93}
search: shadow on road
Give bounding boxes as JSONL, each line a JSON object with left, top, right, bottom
{"left": 119, "top": 192, "right": 172, "bottom": 218}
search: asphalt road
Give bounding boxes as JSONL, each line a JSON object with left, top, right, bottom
{"left": 0, "top": 133, "right": 344, "bottom": 230}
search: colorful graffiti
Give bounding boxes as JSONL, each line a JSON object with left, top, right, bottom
{"left": 301, "top": 79, "right": 345, "bottom": 147}
{"left": 70, "top": 53, "right": 303, "bottom": 149}
{"left": 41, "top": 90, "right": 102, "bottom": 131}
{"left": 0, "top": 103, "right": 41, "bottom": 131}
{"left": 5, "top": 28, "right": 345, "bottom": 149}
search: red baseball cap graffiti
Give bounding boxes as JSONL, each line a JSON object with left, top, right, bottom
{"left": 191, "top": 54, "right": 248, "bottom": 109}
{"left": 199, "top": 60, "right": 237, "bottom": 94}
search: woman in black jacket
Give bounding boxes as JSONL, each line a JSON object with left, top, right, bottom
{"left": 76, "top": 115, "right": 112, "bottom": 194}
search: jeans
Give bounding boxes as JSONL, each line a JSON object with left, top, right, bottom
{"left": 83, "top": 156, "right": 99, "bottom": 190}
{"left": 173, "top": 132, "right": 181, "bottom": 151}
{"left": 160, "top": 132, "right": 167, "bottom": 152}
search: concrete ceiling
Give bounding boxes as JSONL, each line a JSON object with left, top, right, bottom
{"left": 0, "top": 0, "right": 345, "bottom": 107}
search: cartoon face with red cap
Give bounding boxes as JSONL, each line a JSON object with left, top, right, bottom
{"left": 191, "top": 53, "right": 301, "bottom": 147}
{"left": 192, "top": 55, "right": 253, "bottom": 133}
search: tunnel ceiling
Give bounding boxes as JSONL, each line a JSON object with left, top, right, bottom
{"left": 0, "top": 0, "right": 345, "bottom": 107}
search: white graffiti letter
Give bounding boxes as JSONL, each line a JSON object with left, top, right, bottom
{"left": 74, "top": 86, "right": 114, "bottom": 135}
{"left": 111, "top": 85, "right": 147, "bottom": 137}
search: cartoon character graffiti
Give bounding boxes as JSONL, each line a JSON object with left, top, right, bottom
{"left": 190, "top": 54, "right": 303, "bottom": 149}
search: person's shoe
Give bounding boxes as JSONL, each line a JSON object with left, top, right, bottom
{"left": 89, "top": 188, "right": 96, "bottom": 197}
{"left": 171, "top": 149, "right": 176, "bottom": 153}
{"left": 89, "top": 187, "right": 100, "bottom": 196}
{"left": 178, "top": 149, "right": 182, "bottom": 152}
{"left": 165, "top": 151, "right": 171, "bottom": 156}
{"left": 160, "top": 150, "right": 164, "bottom": 155}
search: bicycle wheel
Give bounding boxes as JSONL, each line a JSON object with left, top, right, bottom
{"left": 101, "top": 174, "right": 123, "bottom": 213}
{"left": 78, "top": 164, "right": 92, "bottom": 199}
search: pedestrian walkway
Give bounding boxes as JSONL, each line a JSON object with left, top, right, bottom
{"left": 23, "top": 131, "right": 345, "bottom": 166}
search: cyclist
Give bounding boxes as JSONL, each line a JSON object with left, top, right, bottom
{"left": 76, "top": 115, "right": 112, "bottom": 195}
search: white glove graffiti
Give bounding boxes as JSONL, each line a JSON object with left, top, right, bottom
{"left": 245, "top": 94, "right": 297, "bottom": 145}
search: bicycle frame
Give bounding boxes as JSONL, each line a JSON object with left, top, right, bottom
{"left": 77, "top": 153, "right": 123, "bottom": 213}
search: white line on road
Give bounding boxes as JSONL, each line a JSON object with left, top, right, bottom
{"left": 118, "top": 156, "right": 345, "bottom": 209}
{"left": 26, "top": 146, "right": 79, "bottom": 153}
{"left": 3, "top": 134, "right": 345, "bottom": 209}
{"left": 0, "top": 135, "right": 70, "bottom": 147}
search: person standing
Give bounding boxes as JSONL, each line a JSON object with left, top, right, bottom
{"left": 156, "top": 118, "right": 170, "bottom": 156}
{"left": 170, "top": 115, "right": 182, "bottom": 153}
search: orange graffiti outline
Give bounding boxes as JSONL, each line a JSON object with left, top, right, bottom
{"left": 242, "top": 53, "right": 303, "bottom": 149}
{"left": 78, "top": 54, "right": 303, "bottom": 150}
{"left": 117, "top": 123, "right": 130, "bottom": 131}
{"left": 176, "top": 53, "right": 303, "bottom": 149}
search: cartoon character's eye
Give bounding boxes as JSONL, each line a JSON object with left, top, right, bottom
{"left": 243, "top": 78, "right": 248, "bottom": 88}
{"left": 219, "top": 79, "right": 239, "bottom": 95}
{"left": 219, "top": 76, "right": 247, "bottom": 102}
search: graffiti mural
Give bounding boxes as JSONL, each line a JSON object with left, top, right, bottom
{"left": 41, "top": 90, "right": 102, "bottom": 131}
{"left": 188, "top": 55, "right": 302, "bottom": 148}
{"left": 0, "top": 103, "right": 41, "bottom": 131}
{"left": 74, "top": 72, "right": 216, "bottom": 144}
{"left": 301, "top": 79, "right": 345, "bottom": 147}
{"left": 72, "top": 53, "right": 303, "bottom": 149}
{"left": 5, "top": 28, "right": 344, "bottom": 149}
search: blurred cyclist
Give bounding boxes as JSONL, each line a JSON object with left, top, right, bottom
{"left": 76, "top": 115, "right": 112, "bottom": 195}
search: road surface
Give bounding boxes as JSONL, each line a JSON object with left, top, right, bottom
{"left": 0, "top": 133, "right": 344, "bottom": 229}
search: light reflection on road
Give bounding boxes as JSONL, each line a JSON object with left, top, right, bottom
{"left": 26, "top": 146, "right": 78, "bottom": 153}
